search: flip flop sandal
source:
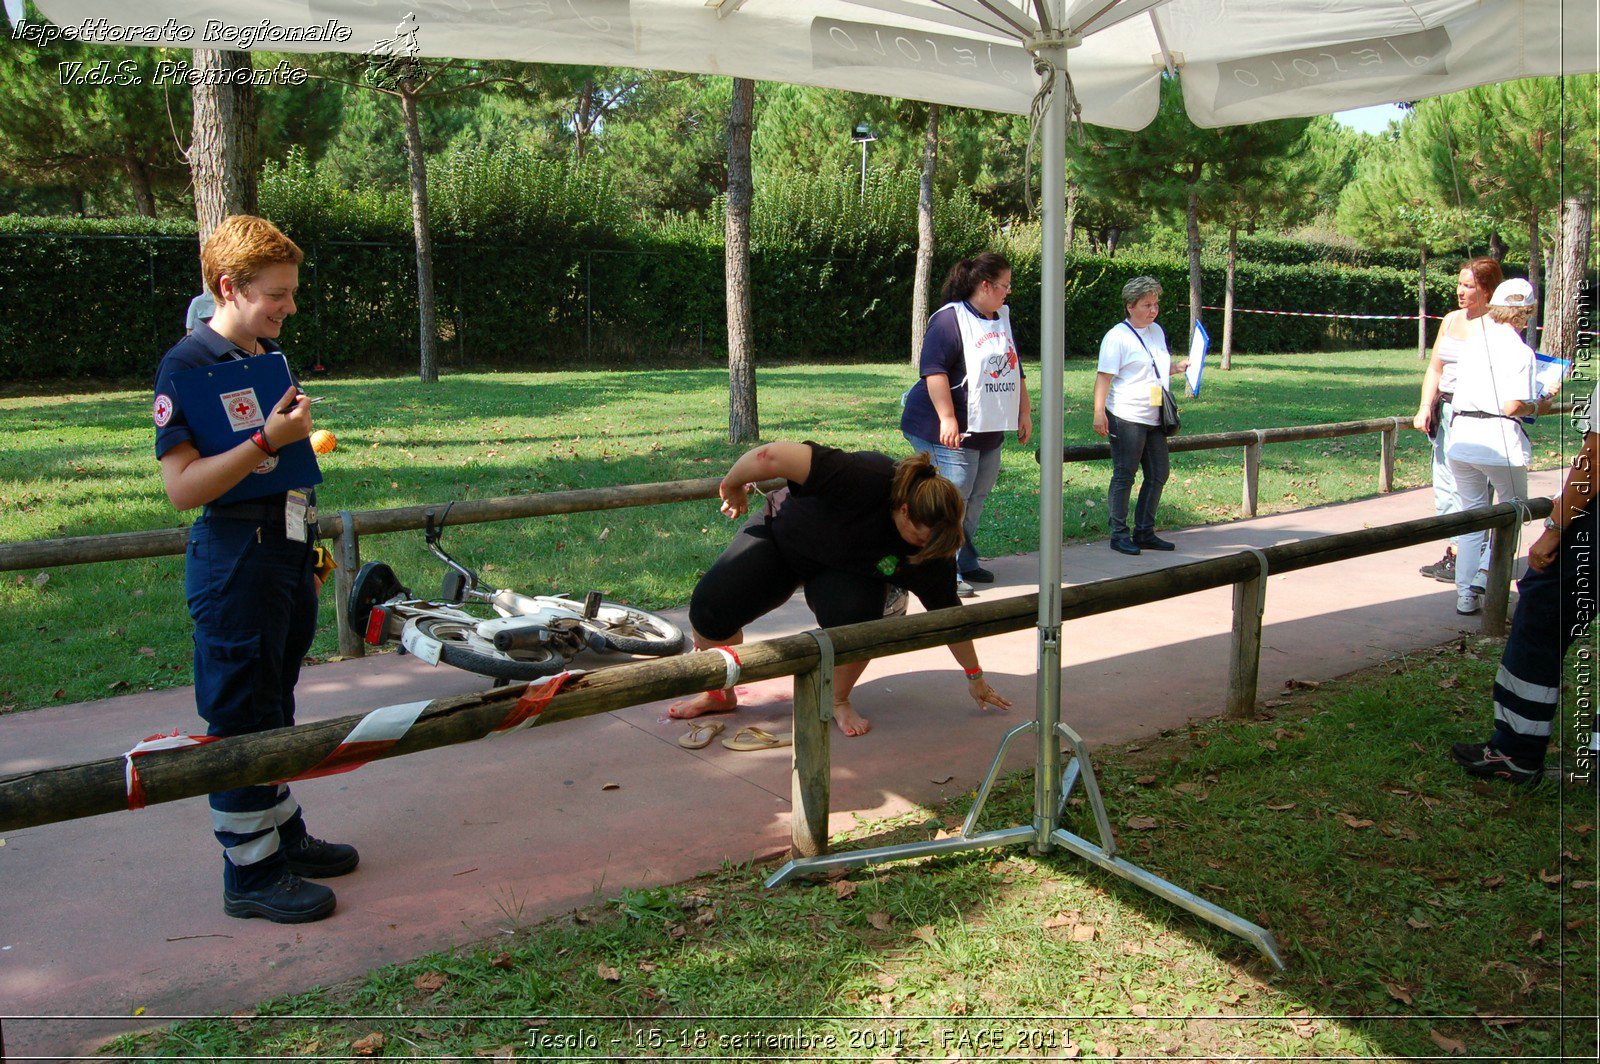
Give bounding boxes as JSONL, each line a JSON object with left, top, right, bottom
{"left": 678, "top": 720, "right": 726, "bottom": 750}
{"left": 722, "top": 726, "right": 793, "bottom": 752}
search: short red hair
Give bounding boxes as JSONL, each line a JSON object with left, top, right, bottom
{"left": 201, "top": 215, "right": 303, "bottom": 299}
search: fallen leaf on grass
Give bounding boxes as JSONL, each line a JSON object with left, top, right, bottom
{"left": 693, "top": 908, "right": 716, "bottom": 927}
{"left": 1437, "top": 677, "right": 1459, "bottom": 689}
{"left": 1134, "top": 774, "right": 1158, "bottom": 786}
{"left": 1261, "top": 698, "right": 1290, "bottom": 708}
{"left": 1572, "top": 881, "right": 1596, "bottom": 890}
{"left": 1527, "top": 929, "right": 1547, "bottom": 947}
{"left": 597, "top": 963, "right": 621, "bottom": 981}
{"left": 1339, "top": 815, "right": 1375, "bottom": 829}
{"left": 31, "top": 572, "right": 49, "bottom": 589}
{"left": 1573, "top": 824, "right": 1594, "bottom": 836}
{"left": 668, "top": 924, "right": 686, "bottom": 940}
{"left": 873, "top": 971, "right": 897, "bottom": 989}
{"left": 1406, "top": 917, "right": 1432, "bottom": 930}
{"left": 1264, "top": 802, "right": 1296, "bottom": 811}
{"left": 1428, "top": 1029, "right": 1466, "bottom": 1055}
{"left": 138, "top": 647, "right": 156, "bottom": 656}
{"left": 1381, "top": 980, "right": 1414, "bottom": 1005}
{"left": 911, "top": 925, "right": 938, "bottom": 944}
{"left": 351, "top": 1032, "right": 385, "bottom": 1056}
{"left": 1093, "top": 1041, "right": 1120, "bottom": 1058}
{"left": 833, "top": 880, "right": 858, "bottom": 899}
{"left": 1475, "top": 1012, "right": 1524, "bottom": 1029}
{"left": 1129, "top": 1003, "right": 1149, "bottom": 1017}
{"left": 1060, "top": 1043, "right": 1081, "bottom": 1059}
{"left": 1539, "top": 869, "right": 1564, "bottom": 886}
{"left": 1285, "top": 678, "right": 1320, "bottom": 690}
{"left": 1042, "top": 914, "right": 1074, "bottom": 929}
{"left": 1071, "top": 924, "right": 1096, "bottom": 942}
{"left": 1125, "top": 816, "right": 1161, "bottom": 831}
{"left": 1482, "top": 874, "right": 1506, "bottom": 889}
{"left": 1258, "top": 739, "right": 1278, "bottom": 751}
{"left": 867, "top": 912, "right": 892, "bottom": 931}
{"left": 489, "top": 952, "right": 513, "bottom": 969}
{"left": 473, "top": 1046, "right": 516, "bottom": 1059}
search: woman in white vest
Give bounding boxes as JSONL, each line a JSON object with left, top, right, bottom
{"left": 1446, "top": 278, "right": 1540, "bottom": 616}
{"left": 1092, "top": 276, "right": 1188, "bottom": 556}
{"left": 1413, "top": 257, "right": 1504, "bottom": 584}
{"left": 900, "top": 252, "right": 1033, "bottom": 597}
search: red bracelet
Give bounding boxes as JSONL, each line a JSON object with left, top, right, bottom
{"left": 965, "top": 667, "right": 984, "bottom": 679}
{"left": 251, "top": 429, "right": 277, "bottom": 457}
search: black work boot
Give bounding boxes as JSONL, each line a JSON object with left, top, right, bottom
{"left": 283, "top": 833, "right": 360, "bottom": 878}
{"left": 224, "top": 871, "right": 336, "bottom": 923}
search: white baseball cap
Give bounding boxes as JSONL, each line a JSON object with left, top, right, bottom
{"left": 1489, "top": 278, "right": 1536, "bottom": 308}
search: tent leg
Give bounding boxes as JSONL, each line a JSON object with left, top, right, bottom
{"left": 770, "top": 19, "right": 1285, "bottom": 971}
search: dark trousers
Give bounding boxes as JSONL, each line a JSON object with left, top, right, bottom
{"left": 1489, "top": 504, "right": 1598, "bottom": 765}
{"left": 1106, "top": 412, "right": 1171, "bottom": 537}
{"left": 186, "top": 515, "right": 318, "bottom": 891}
{"left": 689, "top": 524, "right": 885, "bottom": 641}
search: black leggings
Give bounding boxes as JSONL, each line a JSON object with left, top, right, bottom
{"left": 689, "top": 525, "right": 886, "bottom": 641}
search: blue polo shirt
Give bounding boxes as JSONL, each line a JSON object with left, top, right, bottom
{"left": 152, "top": 321, "right": 285, "bottom": 460}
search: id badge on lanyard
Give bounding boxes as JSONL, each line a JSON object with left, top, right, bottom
{"left": 285, "top": 489, "right": 311, "bottom": 543}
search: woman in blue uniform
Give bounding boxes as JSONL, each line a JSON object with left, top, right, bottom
{"left": 152, "top": 215, "right": 355, "bottom": 924}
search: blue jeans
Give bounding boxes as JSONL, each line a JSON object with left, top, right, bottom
{"left": 904, "top": 434, "right": 1002, "bottom": 574}
{"left": 1105, "top": 412, "right": 1170, "bottom": 538}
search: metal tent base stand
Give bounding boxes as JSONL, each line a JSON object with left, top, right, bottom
{"left": 766, "top": 717, "right": 1286, "bottom": 971}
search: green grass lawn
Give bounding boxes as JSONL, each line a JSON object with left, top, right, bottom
{"left": 0, "top": 350, "right": 1577, "bottom": 714}
{"left": 105, "top": 637, "right": 1597, "bottom": 1060}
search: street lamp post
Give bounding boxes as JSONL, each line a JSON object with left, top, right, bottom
{"left": 850, "top": 121, "right": 876, "bottom": 197}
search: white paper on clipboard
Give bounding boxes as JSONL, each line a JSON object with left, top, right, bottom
{"left": 1534, "top": 352, "right": 1571, "bottom": 398}
{"left": 1186, "top": 320, "right": 1209, "bottom": 398}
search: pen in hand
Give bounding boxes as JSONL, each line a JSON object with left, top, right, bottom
{"left": 278, "top": 393, "right": 327, "bottom": 415}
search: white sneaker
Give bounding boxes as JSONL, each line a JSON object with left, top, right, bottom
{"left": 1470, "top": 568, "right": 1488, "bottom": 594}
{"left": 956, "top": 577, "right": 976, "bottom": 598}
{"left": 1456, "top": 588, "right": 1482, "bottom": 615}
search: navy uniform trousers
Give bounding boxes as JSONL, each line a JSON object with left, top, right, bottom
{"left": 1489, "top": 502, "right": 1599, "bottom": 767}
{"left": 186, "top": 513, "right": 318, "bottom": 892}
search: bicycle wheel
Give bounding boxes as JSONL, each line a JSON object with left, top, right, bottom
{"left": 583, "top": 601, "right": 685, "bottom": 657}
{"left": 411, "top": 616, "right": 567, "bottom": 681}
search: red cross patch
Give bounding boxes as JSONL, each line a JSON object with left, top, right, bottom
{"left": 152, "top": 394, "right": 173, "bottom": 427}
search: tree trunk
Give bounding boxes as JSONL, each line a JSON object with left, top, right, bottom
{"left": 123, "top": 158, "right": 157, "bottom": 218}
{"left": 1221, "top": 221, "right": 1237, "bottom": 370}
{"left": 1543, "top": 192, "right": 1592, "bottom": 361}
{"left": 189, "top": 49, "right": 258, "bottom": 246}
{"left": 1186, "top": 186, "right": 1202, "bottom": 347}
{"left": 1088, "top": 230, "right": 1101, "bottom": 256}
{"left": 1417, "top": 246, "right": 1428, "bottom": 360}
{"left": 1488, "top": 230, "right": 1508, "bottom": 262}
{"left": 910, "top": 104, "right": 940, "bottom": 366}
{"left": 574, "top": 78, "right": 594, "bottom": 160}
{"left": 1065, "top": 178, "right": 1078, "bottom": 250}
{"left": 724, "top": 77, "right": 759, "bottom": 444}
{"left": 1105, "top": 228, "right": 1120, "bottom": 257}
{"left": 400, "top": 85, "right": 440, "bottom": 384}
{"left": 1525, "top": 209, "right": 1542, "bottom": 348}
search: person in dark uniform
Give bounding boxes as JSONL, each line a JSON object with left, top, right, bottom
{"left": 666, "top": 441, "right": 1013, "bottom": 737}
{"left": 152, "top": 215, "right": 355, "bottom": 923}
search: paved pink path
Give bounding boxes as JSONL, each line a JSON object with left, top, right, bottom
{"left": 0, "top": 476, "right": 1557, "bottom": 1061}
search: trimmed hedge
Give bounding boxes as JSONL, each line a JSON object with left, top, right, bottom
{"left": 0, "top": 158, "right": 1471, "bottom": 381}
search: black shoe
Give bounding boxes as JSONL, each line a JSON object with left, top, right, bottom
{"left": 961, "top": 566, "right": 996, "bottom": 584}
{"left": 1419, "top": 550, "right": 1456, "bottom": 583}
{"left": 284, "top": 834, "right": 360, "bottom": 878}
{"left": 1450, "top": 742, "right": 1543, "bottom": 785}
{"left": 1109, "top": 536, "right": 1141, "bottom": 556}
{"left": 1133, "top": 533, "right": 1176, "bottom": 551}
{"left": 224, "top": 871, "right": 336, "bottom": 923}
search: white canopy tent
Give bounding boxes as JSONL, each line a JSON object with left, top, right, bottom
{"left": 26, "top": 0, "right": 1596, "bottom": 963}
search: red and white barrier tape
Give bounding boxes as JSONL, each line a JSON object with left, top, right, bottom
{"left": 710, "top": 646, "right": 742, "bottom": 690}
{"left": 123, "top": 730, "right": 219, "bottom": 810}
{"left": 1198, "top": 305, "right": 1598, "bottom": 336}
{"left": 120, "top": 671, "right": 578, "bottom": 805}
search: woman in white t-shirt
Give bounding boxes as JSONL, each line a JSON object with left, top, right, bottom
{"left": 1446, "top": 278, "right": 1540, "bottom": 616}
{"left": 1092, "top": 276, "right": 1188, "bottom": 555}
{"left": 1413, "top": 257, "right": 1503, "bottom": 584}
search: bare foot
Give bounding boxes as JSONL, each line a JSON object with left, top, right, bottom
{"left": 833, "top": 698, "right": 871, "bottom": 737}
{"left": 667, "top": 688, "right": 738, "bottom": 720}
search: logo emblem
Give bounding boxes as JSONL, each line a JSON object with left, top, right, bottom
{"left": 152, "top": 394, "right": 173, "bottom": 427}
{"left": 219, "top": 387, "right": 265, "bottom": 432}
{"left": 253, "top": 455, "right": 279, "bottom": 475}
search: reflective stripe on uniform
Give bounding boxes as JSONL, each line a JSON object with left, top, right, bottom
{"left": 1493, "top": 699, "right": 1555, "bottom": 738}
{"left": 1494, "top": 664, "right": 1559, "bottom": 706}
{"left": 211, "top": 807, "right": 279, "bottom": 836}
{"left": 225, "top": 832, "right": 281, "bottom": 867}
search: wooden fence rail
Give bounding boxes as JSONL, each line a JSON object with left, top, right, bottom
{"left": 0, "top": 497, "right": 1548, "bottom": 846}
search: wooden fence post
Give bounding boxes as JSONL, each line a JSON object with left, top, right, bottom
{"left": 791, "top": 632, "right": 834, "bottom": 858}
{"left": 332, "top": 511, "right": 365, "bottom": 659}
{"left": 1226, "top": 551, "right": 1268, "bottom": 718}
{"left": 1241, "top": 434, "right": 1262, "bottom": 517}
{"left": 1481, "top": 513, "right": 1520, "bottom": 637}
{"left": 1379, "top": 420, "right": 1399, "bottom": 494}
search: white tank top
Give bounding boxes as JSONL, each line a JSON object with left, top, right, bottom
{"left": 1433, "top": 313, "right": 1481, "bottom": 395}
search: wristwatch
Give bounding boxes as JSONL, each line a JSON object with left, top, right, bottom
{"left": 1545, "top": 515, "right": 1565, "bottom": 532}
